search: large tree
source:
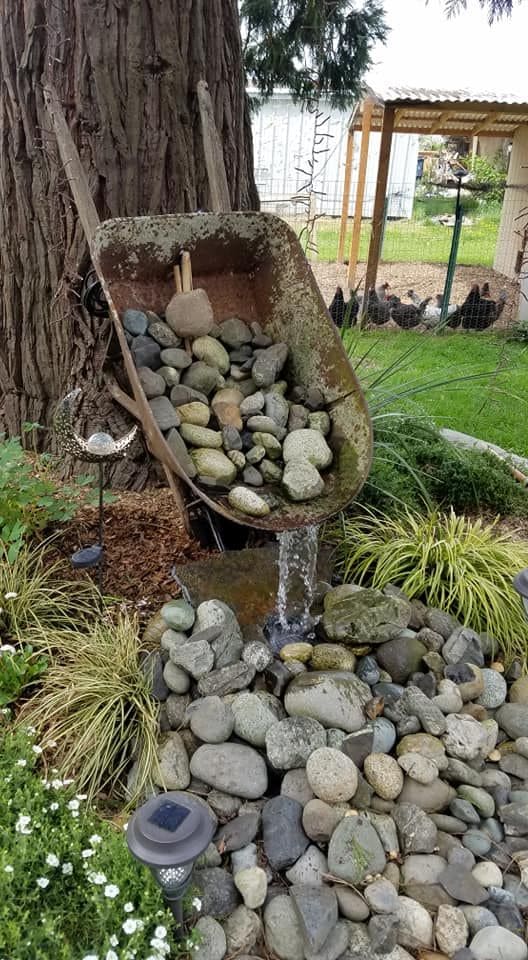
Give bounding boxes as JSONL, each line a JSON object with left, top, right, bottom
{"left": 442, "top": 0, "right": 517, "bottom": 21}
{"left": 0, "top": 0, "right": 386, "bottom": 487}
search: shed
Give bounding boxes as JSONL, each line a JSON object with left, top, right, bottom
{"left": 340, "top": 85, "right": 528, "bottom": 294}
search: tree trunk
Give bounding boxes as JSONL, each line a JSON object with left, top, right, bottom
{"left": 0, "top": 0, "right": 258, "bottom": 487}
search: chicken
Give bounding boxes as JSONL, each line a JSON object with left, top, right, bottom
{"left": 329, "top": 286, "right": 346, "bottom": 327}
{"left": 460, "top": 284, "right": 506, "bottom": 331}
{"left": 391, "top": 296, "right": 432, "bottom": 329}
{"left": 376, "top": 281, "right": 391, "bottom": 302}
{"left": 365, "top": 287, "right": 400, "bottom": 325}
{"left": 421, "top": 293, "right": 460, "bottom": 329}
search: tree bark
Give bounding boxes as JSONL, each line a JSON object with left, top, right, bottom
{"left": 0, "top": 0, "right": 258, "bottom": 487}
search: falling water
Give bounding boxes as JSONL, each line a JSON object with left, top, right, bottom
{"left": 265, "top": 525, "right": 319, "bottom": 652}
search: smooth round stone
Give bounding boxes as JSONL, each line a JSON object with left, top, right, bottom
{"left": 398, "top": 776, "right": 455, "bottom": 813}
{"left": 397, "top": 733, "right": 447, "bottom": 767}
{"left": 327, "top": 813, "right": 386, "bottom": 884}
{"left": 335, "top": 886, "right": 370, "bottom": 921}
{"left": 496, "top": 704, "right": 528, "bottom": 739}
{"left": 450, "top": 798, "right": 481, "bottom": 824}
{"left": 138, "top": 366, "right": 166, "bottom": 398}
{"left": 282, "top": 429, "right": 333, "bottom": 469}
{"left": 477, "top": 669, "right": 508, "bottom": 709}
{"left": 161, "top": 598, "right": 195, "bottom": 631}
{"left": 180, "top": 423, "right": 223, "bottom": 448}
{"left": 432, "top": 814, "right": 467, "bottom": 834}
{"left": 302, "top": 799, "right": 348, "bottom": 843}
{"left": 160, "top": 347, "right": 193, "bottom": 369}
{"left": 364, "top": 753, "right": 404, "bottom": 800}
{"left": 231, "top": 843, "right": 258, "bottom": 875}
{"left": 265, "top": 393, "right": 289, "bottom": 428}
{"left": 178, "top": 401, "right": 211, "bottom": 426}
{"left": 280, "top": 643, "right": 313, "bottom": 664}
{"left": 284, "top": 670, "right": 371, "bottom": 733}
{"left": 462, "top": 830, "right": 492, "bottom": 856}
{"left": 232, "top": 691, "right": 285, "bottom": 747}
{"left": 308, "top": 411, "right": 331, "bottom": 435}
{"left": 281, "top": 769, "right": 314, "bottom": 807}
{"left": 448, "top": 847, "right": 475, "bottom": 869}
{"left": 193, "top": 336, "right": 230, "bottom": 374}
{"left": 457, "top": 785, "right": 495, "bottom": 818}
{"left": 228, "top": 487, "right": 270, "bottom": 517}
{"left": 364, "top": 877, "right": 399, "bottom": 914}
{"left": 191, "top": 449, "right": 237, "bottom": 484}
{"left": 514, "top": 736, "right": 528, "bottom": 758}
{"left": 470, "top": 927, "right": 528, "bottom": 960}
{"left": 310, "top": 644, "right": 356, "bottom": 671}
{"left": 260, "top": 459, "right": 282, "bottom": 483}
{"left": 285, "top": 845, "right": 328, "bottom": 886}
{"left": 123, "top": 307, "right": 148, "bottom": 335}
{"left": 435, "top": 904, "right": 469, "bottom": 955}
{"left": 372, "top": 717, "right": 397, "bottom": 754}
{"left": 443, "top": 714, "right": 490, "bottom": 761}
{"left": 187, "top": 696, "right": 234, "bottom": 743}
{"left": 194, "top": 916, "right": 227, "bottom": 960}
{"left": 228, "top": 450, "right": 246, "bottom": 470}
{"left": 163, "top": 660, "right": 191, "bottom": 694}
{"left": 251, "top": 433, "right": 283, "bottom": 459}
{"left": 158, "top": 364, "right": 181, "bottom": 386}
{"left": 148, "top": 318, "right": 181, "bottom": 348}
{"left": 398, "top": 753, "right": 438, "bottom": 785}
{"left": 463, "top": 905, "right": 499, "bottom": 935}
{"left": 240, "top": 391, "right": 265, "bottom": 416}
{"left": 264, "top": 894, "right": 305, "bottom": 960}
{"left": 356, "top": 655, "right": 380, "bottom": 685}
{"left": 266, "top": 717, "right": 326, "bottom": 770}
{"left": 149, "top": 395, "right": 181, "bottom": 429}
{"left": 219, "top": 317, "right": 252, "bottom": 348}
{"left": 471, "top": 862, "right": 503, "bottom": 888}
{"left": 215, "top": 402, "right": 243, "bottom": 430}
{"left": 326, "top": 728, "right": 346, "bottom": 750}
{"left": 247, "top": 415, "right": 282, "bottom": 436}
{"left": 242, "top": 641, "right": 273, "bottom": 672}
{"left": 509, "top": 676, "right": 528, "bottom": 705}
{"left": 306, "top": 747, "right": 358, "bottom": 802}
{"left": 234, "top": 866, "right": 268, "bottom": 909}
{"left": 397, "top": 896, "right": 433, "bottom": 948}
{"left": 190, "top": 743, "right": 268, "bottom": 799}
{"left": 183, "top": 361, "right": 222, "bottom": 395}
{"left": 282, "top": 459, "right": 324, "bottom": 501}
{"left": 154, "top": 731, "right": 190, "bottom": 789}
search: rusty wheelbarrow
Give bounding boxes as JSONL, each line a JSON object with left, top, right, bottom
{"left": 44, "top": 85, "right": 372, "bottom": 535}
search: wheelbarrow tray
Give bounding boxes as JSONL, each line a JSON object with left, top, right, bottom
{"left": 92, "top": 212, "right": 372, "bottom": 531}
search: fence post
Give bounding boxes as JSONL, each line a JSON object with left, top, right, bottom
{"left": 440, "top": 175, "right": 463, "bottom": 327}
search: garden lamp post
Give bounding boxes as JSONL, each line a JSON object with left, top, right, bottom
{"left": 513, "top": 568, "right": 528, "bottom": 619}
{"left": 53, "top": 389, "right": 137, "bottom": 595}
{"left": 126, "top": 791, "right": 215, "bottom": 931}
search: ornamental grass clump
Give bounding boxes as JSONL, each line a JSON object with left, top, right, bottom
{"left": 331, "top": 508, "right": 528, "bottom": 664}
{"left": 0, "top": 720, "right": 200, "bottom": 960}
{"left": 22, "top": 613, "right": 161, "bottom": 803}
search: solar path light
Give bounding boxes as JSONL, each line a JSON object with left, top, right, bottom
{"left": 126, "top": 791, "right": 216, "bottom": 931}
{"left": 513, "top": 568, "right": 528, "bottom": 620}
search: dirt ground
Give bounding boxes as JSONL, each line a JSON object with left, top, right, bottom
{"left": 311, "top": 261, "right": 520, "bottom": 330}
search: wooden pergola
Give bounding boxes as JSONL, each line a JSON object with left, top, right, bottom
{"left": 338, "top": 86, "right": 528, "bottom": 294}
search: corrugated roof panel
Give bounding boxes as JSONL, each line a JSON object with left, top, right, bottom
{"left": 365, "top": 84, "right": 528, "bottom": 107}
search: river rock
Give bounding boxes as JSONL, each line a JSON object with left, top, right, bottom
{"left": 364, "top": 754, "right": 404, "bottom": 800}
{"left": 197, "top": 662, "right": 255, "bottom": 697}
{"left": 170, "top": 638, "right": 214, "bottom": 679}
{"left": 398, "top": 776, "right": 455, "bottom": 812}
{"left": 252, "top": 343, "right": 288, "bottom": 387}
{"left": 472, "top": 861, "right": 503, "bottom": 888}
{"left": 368, "top": 915, "right": 399, "bottom": 955}
{"left": 178, "top": 401, "right": 211, "bottom": 427}
{"left": 186, "top": 697, "right": 234, "bottom": 743}
{"left": 398, "top": 753, "right": 438, "bottom": 784}
{"left": 219, "top": 317, "right": 253, "bottom": 348}
{"left": 148, "top": 318, "right": 180, "bottom": 348}
{"left": 335, "top": 888, "right": 370, "bottom": 921}
{"left": 265, "top": 392, "right": 289, "bottom": 428}
{"left": 443, "top": 714, "right": 489, "bottom": 761}
{"left": 401, "top": 854, "right": 447, "bottom": 887}
{"left": 376, "top": 637, "right": 427, "bottom": 684}
{"left": 392, "top": 802, "right": 438, "bottom": 853}
{"left": 310, "top": 644, "right": 356, "bottom": 671}
{"left": 496, "top": 704, "right": 528, "bottom": 739}
{"left": 138, "top": 366, "right": 166, "bottom": 398}
{"left": 166, "top": 427, "right": 198, "bottom": 478}
{"left": 233, "top": 691, "right": 285, "bottom": 747}
{"left": 327, "top": 813, "right": 386, "bottom": 884}
{"left": 163, "top": 660, "right": 191, "bottom": 694}
{"left": 234, "top": 867, "right": 268, "bottom": 909}
{"left": 306, "top": 747, "right": 359, "bottom": 802}
{"left": 223, "top": 905, "right": 261, "bottom": 954}
{"left": 364, "top": 878, "right": 399, "bottom": 914}
{"left": 397, "top": 896, "right": 433, "bottom": 948}
{"left": 284, "top": 671, "right": 370, "bottom": 732}
{"left": 190, "top": 743, "right": 268, "bottom": 798}
{"left": 149, "top": 396, "right": 181, "bottom": 430}
{"left": 322, "top": 588, "right": 410, "bottom": 646}
{"left": 397, "top": 732, "right": 447, "bottom": 768}
{"left": 470, "top": 927, "right": 528, "bottom": 960}
{"left": 194, "top": 600, "right": 243, "bottom": 668}
{"left": 462, "top": 906, "right": 499, "bottom": 935}
{"left": 264, "top": 894, "right": 305, "bottom": 960}
{"left": 476, "top": 669, "right": 508, "bottom": 708}
{"left": 290, "top": 883, "right": 338, "bottom": 952}
{"left": 302, "top": 799, "right": 348, "bottom": 843}
{"left": 192, "top": 335, "right": 230, "bottom": 374}
{"left": 435, "top": 905, "right": 469, "bottom": 955}
{"left": 282, "top": 459, "right": 324, "bottom": 501}
{"left": 154, "top": 731, "right": 190, "bottom": 789}
{"left": 194, "top": 916, "right": 227, "bottom": 960}
{"left": 457, "top": 785, "right": 494, "bottom": 818}
{"left": 305, "top": 920, "right": 349, "bottom": 960}
{"left": 131, "top": 334, "right": 161, "bottom": 369}
{"left": 266, "top": 717, "right": 326, "bottom": 770}
{"left": 183, "top": 361, "right": 222, "bottom": 395}
{"left": 262, "top": 797, "right": 309, "bottom": 870}
{"left": 507, "top": 675, "right": 528, "bottom": 704}
{"left": 281, "top": 769, "right": 314, "bottom": 807}
{"left": 283, "top": 429, "right": 333, "bottom": 470}
{"left": 162, "top": 598, "right": 196, "bottom": 631}
{"left": 439, "top": 865, "right": 488, "bottom": 904}
{"left": 190, "top": 448, "right": 237, "bottom": 484}
{"left": 285, "top": 845, "right": 328, "bottom": 886}
{"left": 399, "top": 685, "right": 446, "bottom": 735}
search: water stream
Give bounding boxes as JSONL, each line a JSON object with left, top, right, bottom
{"left": 266, "top": 524, "right": 319, "bottom": 652}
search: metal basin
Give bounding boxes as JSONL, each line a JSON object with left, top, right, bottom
{"left": 93, "top": 212, "right": 372, "bottom": 530}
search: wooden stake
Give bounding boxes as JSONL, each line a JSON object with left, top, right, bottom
{"left": 347, "top": 100, "right": 374, "bottom": 288}
{"left": 337, "top": 129, "right": 355, "bottom": 263}
{"left": 364, "top": 106, "right": 395, "bottom": 298}
{"left": 196, "top": 80, "right": 231, "bottom": 213}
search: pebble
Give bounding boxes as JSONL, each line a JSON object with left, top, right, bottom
{"left": 232, "top": 691, "right": 284, "bottom": 747}
{"left": 364, "top": 878, "right": 399, "bottom": 914}
{"left": 266, "top": 717, "right": 326, "bottom": 770}
{"left": 439, "top": 865, "right": 488, "bottom": 905}
{"left": 290, "top": 883, "right": 338, "bottom": 952}
{"left": 228, "top": 486, "right": 270, "bottom": 516}
{"left": 302, "top": 799, "right": 347, "bottom": 843}
{"left": 392, "top": 802, "right": 438, "bottom": 854}
{"left": 306, "top": 747, "right": 359, "bottom": 802}
{"left": 285, "top": 845, "right": 328, "bottom": 886}
{"left": 284, "top": 671, "right": 371, "bottom": 733}
{"left": 194, "top": 916, "right": 227, "bottom": 960}
{"left": 471, "top": 862, "right": 503, "bottom": 888}
{"left": 462, "top": 906, "right": 499, "bottom": 935}
{"left": 264, "top": 894, "right": 305, "bottom": 960}
{"left": 234, "top": 866, "right": 268, "bottom": 908}
{"left": 335, "top": 887, "right": 370, "bottom": 921}
{"left": 397, "top": 752, "right": 438, "bottom": 784}
{"left": 282, "top": 459, "right": 324, "bottom": 501}
{"left": 187, "top": 697, "right": 234, "bottom": 743}
{"left": 470, "top": 927, "right": 528, "bottom": 960}
{"left": 435, "top": 905, "right": 469, "bottom": 955}
{"left": 162, "top": 598, "right": 196, "bottom": 631}
{"left": 364, "top": 754, "right": 404, "bottom": 800}
{"left": 262, "top": 797, "right": 309, "bottom": 870}
{"left": 476, "top": 668, "right": 508, "bottom": 708}
{"left": 397, "top": 896, "right": 433, "bottom": 948}
{"left": 327, "top": 813, "right": 386, "bottom": 884}
{"left": 281, "top": 769, "right": 314, "bottom": 807}
{"left": 190, "top": 743, "right": 268, "bottom": 799}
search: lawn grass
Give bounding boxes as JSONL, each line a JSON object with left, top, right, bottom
{"left": 310, "top": 201, "right": 501, "bottom": 266}
{"left": 345, "top": 329, "right": 528, "bottom": 457}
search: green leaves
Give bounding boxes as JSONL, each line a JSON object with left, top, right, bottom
{"left": 0, "top": 645, "right": 48, "bottom": 706}
{"left": 241, "top": 0, "right": 388, "bottom": 108}
{"left": 328, "top": 507, "right": 528, "bottom": 665}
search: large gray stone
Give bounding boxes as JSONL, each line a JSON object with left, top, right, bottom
{"left": 194, "top": 600, "right": 244, "bottom": 668}
{"left": 266, "top": 717, "right": 326, "bottom": 769}
{"left": 399, "top": 685, "right": 446, "bottom": 735}
{"left": 327, "top": 814, "right": 386, "bottom": 884}
{"left": 197, "top": 662, "right": 255, "bottom": 697}
{"left": 282, "top": 430, "right": 333, "bottom": 470}
{"left": 195, "top": 868, "right": 239, "bottom": 919}
{"left": 284, "top": 671, "right": 370, "bottom": 733}
{"left": 307, "top": 747, "right": 359, "bottom": 802}
{"left": 322, "top": 588, "right": 410, "bottom": 646}
{"left": 470, "top": 927, "right": 528, "bottom": 960}
{"left": 138, "top": 366, "right": 166, "bottom": 398}
{"left": 153, "top": 731, "right": 190, "bottom": 789}
{"left": 186, "top": 697, "right": 234, "bottom": 743}
{"left": 170, "top": 638, "right": 214, "bottom": 679}
{"left": 264, "top": 894, "right": 305, "bottom": 960}
{"left": 234, "top": 867, "right": 268, "bottom": 909}
{"left": 190, "top": 449, "right": 237, "bottom": 484}
{"left": 233, "top": 691, "right": 285, "bottom": 747}
{"left": 376, "top": 637, "right": 427, "bottom": 685}
{"left": 214, "top": 813, "right": 260, "bottom": 853}
{"left": 290, "top": 884, "right": 338, "bottom": 952}
{"left": 401, "top": 854, "right": 447, "bottom": 887}
{"left": 190, "top": 743, "right": 268, "bottom": 799}
{"left": 397, "top": 896, "right": 433, "bottom": 949}
{"left": 496, "top": 704, "right": 528, "bottom": 739}
{"left": 364, "top": 878, "right": 399, "bottom": 914}
{"left": 194, "top": 917, "right": 227, "bottom": 960}
{"left": 392, "top": 803, "right": 438, "bottom": 854}
{"left": 397, "top": 777, "right": 455, "bottom": 813}
{"left": 252, "top": 343, "right": 288, "bottom": 387}
{"left": 443, "top": 627, "right": 484, "bottom": 667}
{"left": 282, "top": 459, "right": 324, "bottom": 501}
{"left": 439, "top": 865, "right": 488, "bottom": 905}
{"left": 305, "top": 921, "right": 349, "bottom": 960}
{"left": 262, "top": 797, "right": 309, "bottom": 871}
{"left": 285, "top": 846, "right": 328, "bottom": 886}
{"left": 443, "top": 714, "right": 490, "bottom": 761}
{"left": 223, "top": 905, "right": 261, "bottom": 955}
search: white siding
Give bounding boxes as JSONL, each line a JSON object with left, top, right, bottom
{"left": 252, "top": 93, "right": 419, "bottom": 219}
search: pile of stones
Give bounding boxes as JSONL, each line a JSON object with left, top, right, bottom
{"left": 123, "top": 306, "right": 333, "bottom": 516}
{"left": 141, "top": 582, "right": 528, "bottom": 960}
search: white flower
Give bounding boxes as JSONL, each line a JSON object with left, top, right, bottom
{"left": 45, "top": 739, "right": 57, "bottom": 748}
{"left": 81, "top": 849, "right": 95, "bottom": 859}
{"left": 62, "top": 862, "right": 73, "bottom": 876}
{"left": 87, "top": 871, "right": 107, "bottom": 885}
{"left": 71, "top": 810, "right": 79, "bottom": 818}
{"left": 109, "top": 936, "right": 119, "bottom": 947}
{"left": 16, "top": 759, "right": 27, "bottom": 767}
{"left": 122, "top": 919, "right": 138, "bottom": 935}
{"left": 104, "top": 884, "right": 120, "bottom": 899}
{"left": 46, "top": 854, "right": 60, "bottom": 868}
{"left": 15, "top": 814, "right": 32, "bottom": 835}
{"left": 150, "top": 939, "right": 170, "bottom": 954}
{"left": 0, "top": 644, "right": 16, "bottom": 654}
{"left": 32, "top": 745, "right": 43, "bottom": 755}
{"left": 50, "top": 802, "right": 59, "bottom": 812}
{"left": 51, "top": 779, "right": 63, "bottom": 790}
{"left": 192, "top": 897, "right": 202, "bottom": 911}
{"left": 63, "top": 778, "right": 74, "bottom": 785}
{"left": 154, "top": 926, "right": 167, "bottom": 940}
{"left": 36, "top": 877, "right": 49, "bottom": 889}
{"left": 4, "top": 865, "right": 13, "bottom": 873}
{"left": 67, "top": 799, "right": 80, "bottom": 811}
{"left": 122, "top": 822, "right": 128, "bottom": 831}
{"left": 105, "top": 951, "right": 118, "bottom": 960}
{"left": 76, "top": 794, "right": 87, "bottom": 800}
{"left": 124, "top": 902, "right": 134, "bottom": 913}
{"left": 82, "top": 956, "right": 99, "bottom": 960}
{"left": 4, "top": 591, "right": 17, "bottom": 599}
{"left": 89, "top": 834, "right": 102, "bottom": 845}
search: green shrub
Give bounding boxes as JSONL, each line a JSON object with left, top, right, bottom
{"left": 468, "top": 154, "right": 506, "bottom": 205}
{"left": 330, "top": 507, "right": 528, "bottom": 664}
{"left": 0, "top": 434, "right": 95, "bottom": 561}
{"left": 0, "top": 644, "right": 48, "bottom": 705}
{"left": 0, "top": 720, "right": 200, "bottom": 960}
{"left": 23, "top": 613, "right": 161, "bottom": 803}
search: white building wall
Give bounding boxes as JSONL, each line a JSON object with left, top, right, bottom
{"left": 251, "top": 93, "right": 420, "bottom": 219}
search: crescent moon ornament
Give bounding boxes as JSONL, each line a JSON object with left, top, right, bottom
{"left": 54, "top": 388, "right": 137, "bottom": 462}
